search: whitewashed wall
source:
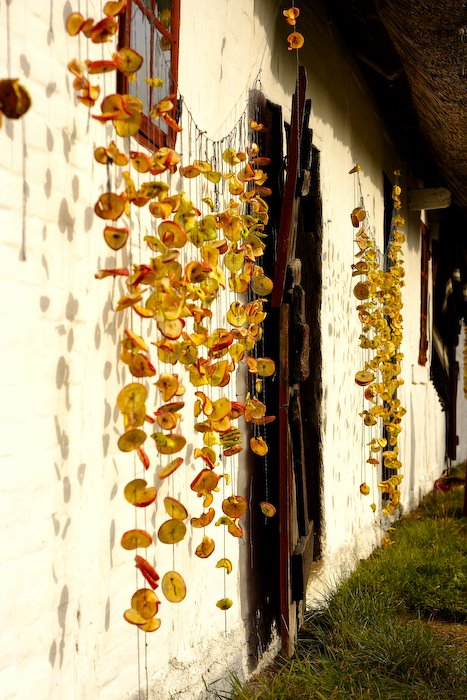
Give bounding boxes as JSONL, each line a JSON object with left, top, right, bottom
{"left": 456, "top": 323, "right": 467, "bottom": 462}
{"left": 0, "top": 1, "right": 462, "bottom": 699}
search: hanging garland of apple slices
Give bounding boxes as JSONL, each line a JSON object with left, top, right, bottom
{"left": 66, "top": 0, "right": 279, "bottom": 631}
{"left": 350, "top": 166, "right": 406, "bottom": 536}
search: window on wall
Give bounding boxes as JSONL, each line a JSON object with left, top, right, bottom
{"left": 418, "top": 221, "right": 430, "bottom": 365}
{"left": 118, "top": 0, "right": 180, "bottom": 149}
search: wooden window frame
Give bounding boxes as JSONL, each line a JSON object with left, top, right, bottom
{"left": 118, "top": 0, "right": 180, "bottom": 150}
{"left": 418, "top": 221, "right": 429, "bottom": 365}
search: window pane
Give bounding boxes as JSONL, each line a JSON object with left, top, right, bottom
{"left": 156, "top": 1, "right": 173, "bottom": 31}
{"left": 130, "top": 3, "right": 172, "bottom": 136}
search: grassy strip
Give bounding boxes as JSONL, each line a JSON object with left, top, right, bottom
{"left": 228, "top": 481, "right": 467, "bottom": 700}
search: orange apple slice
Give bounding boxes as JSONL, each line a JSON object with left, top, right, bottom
{"left": 161, "top": 571, "right": 186, "bottom": 603}
{"left": 124, "top": 608, "right": 148, "bottom": 626}
{"left": 260, "top": 501, "right": 277, "bottom": 517}
{"left": 117, "top": 428, "right": 147, "bottom": 452}
{"left": 121, "top": 528, "right": 152, "bottom": 550}
{"left": 163, "top": 497, "right": 188, "bottom": 520}
{"left": 131, "top": 589, "right": 160, "bottom": 619}
{"left": 158, "top": 220, "right": 187, "bottom": 248}
{"left": 151, "top": 432, "right": 186, "bottom": 455}
{"left": 157, "top": 457, "right": 183, "bottom": 479}
{"left": 124, "top": 478, "right": 157, "bottom": 507}
{"left": 215, "top": 558, "right": 233, "bottom": 574}
{"left": 158, "top": 519, "right": 187, "bottom": 544}
{"left": 103, "top": 225, "right": 129, "bottom": 251}
{"left": 155, "top": 373, "right": 179, "bottom": 402}
{"left": 222, "top": 495, "right": 248, "bottom": 518}
{"left": 195, "top": 536, "right": 215, "bottom": 558}
{"left": 95, "top": 192, "right": 125, "bottom": 220}
{"left": 117, "top": 382, "right": 147, "bottom": 414}
{"left": 190, "top": 507, "right": 215, "bottom": 528}
{"left": 138, "top": 617, "right": 161, "bottom": 632}
{"left": 156, "top": 411, "right": 178, "bottom": 430}
{"left": 250, "top": 436, "right": 268, "bottom": 456}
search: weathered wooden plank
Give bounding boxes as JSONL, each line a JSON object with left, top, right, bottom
{"left": 291, "top": 524, "right": 314, "bottom": 602}
{"left": 272, "top": 66, "right": 307, "bottom": 308}
{"left": 290, "top": 285, "right": 310, "bottom": 384}
{"left": 408, "top": 187, "right": 451, "bottom": 211}
{"left": 279, "top": 304, "right": 292, "bottom": 654}
{"left": 289, "top": 390, "right": 309, "bottom": 536}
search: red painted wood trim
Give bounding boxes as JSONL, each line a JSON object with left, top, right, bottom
{"left": 271, "top": 66, "right": 307, "bottom": 308}
{"left": 117, "top": 0, "right": 181, "bottom": 150}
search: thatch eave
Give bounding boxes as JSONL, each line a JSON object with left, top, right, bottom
{"left": 328, "top": 0, "right": 467, "bottom": 213}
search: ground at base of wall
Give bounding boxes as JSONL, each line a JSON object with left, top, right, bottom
{"left": 226, "top": 480, "right": 467, "bottom": 700}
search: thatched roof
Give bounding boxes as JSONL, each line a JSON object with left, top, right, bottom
{"left": 328, "top": 0, "right": 467, "bottom": 211}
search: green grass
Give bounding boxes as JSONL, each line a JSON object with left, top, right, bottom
{"left": 226, "top": 476, "right": 467, "bottom": 700}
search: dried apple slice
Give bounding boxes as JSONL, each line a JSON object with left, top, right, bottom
{"left": 138, "top": 617, "right": 161, "bottom": 632}
{"left": 129, "top": 353, "right": 156, "bottom": 378}
{"left": 124, "top": 478, "right": 157, "bottom": 507}
{"left": 355, "top": 370, "right": 374, "bottom": 386}
{"left": 155, "top": 373, "right": 179, "bottom": 401}
{"left": 195, "top": 535, "right": 215, "bottom": 558}
{"left": 151, "top": 432, "right": 186, "bottom": 455}
{"left": 255, "top": 358, "right": 276, "bottom": 377}
{"left": 163, "top": 496, "right": 188, "bottom": 520}
{"left": 131, "top": 588, "right": 160, "bottom": 619}
{"left": 216, "top": 516, "right": 244, "bottom": 538}
{"left": 158, "top": 518, "right": 187, "bottom": 544}
{"left": 353, "top": 281, "right": 371, "bottom": 300}
{"left": 250, "top": 436, "right": 268, "bottom": 456}
{"left": 89, "top": 16, "right": 118, "bottom": 43}
{"left": 135, "top": 555, "right": 160, "bottom": 589}
{"left": 118, "top": 428, "right": 147, "bottom": 452}
{"left": 216, "top": 558, "right": 233, "bottom": 574}
{"left": 104, "top": 0, "right": 128, "bottom": 17}
{"left": 161, "top": 571, "right": 187, "bottom": 603}
{"left": 121, "top": 528, "right": 152, "bottom": 550}
{"left": 156, "top": 411, "right": 178, "bottom": 430}
{"left": 190, "top": 507, "right": 215, "bottom": 528}
{"left": 95, "top": 192, "right": 125, "bottom": 220}
{"left": 102, "top": 225, "right": 129, "bottom": 251}
{"left": 157, "top": 317, "right": 185, "bottom": 340}
{"left": 158, "top": 220, "right": 187, "bottom": 248}
{"left": 124, "top": 328, "right": 148, "bottom": 352}
{"left": 250, "top": 272, "right": 273, "bottom": 296}
{"left": 124, "top": 608, "right": 148, "bottom": 626}
{"left": 227, "top": 301, "right": 247, "bottom": 327}
{"left": 351, "top": 206, "right": 366, "bottom": 227}
{"left": 65, "top": 12, "right": 92, "bottom": 36}
{"left": 158, "top": 401, "right": 185, "bottom": 414}
{"left": 137, "top": 446, "right": 150, "bottom": 470}
{"left": 222, "top": 495, "right": 248, "bottom": 518}
{"left": 113, "top": 47, "right": 143, "bottom": 78}
{"left": 157, "top": 457, "right": 183, "bottom": 479}
{"left": 117, "top": 382, "right": 147, "bottom": 414}
{"left": 210, "top": 398, "right": 232, "bottom": 422}
{"left": 223, "top": 445, "right": 243, "bottom": 457}
{"left": 194, "top": 446, "right": 216, "bottom": 468}
{"left": 260, "top": 501, "right": 277, "bottom": 517}
{"left": 190, "top": 469, "right": 220, "bottom": 498}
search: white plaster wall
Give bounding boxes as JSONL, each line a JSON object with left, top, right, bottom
{"left": 0, "top": 2, "right": 267, "bottom": 700}
{"left": 455, "top": 323, "right": 467, "bottom": 463}
{"left": 0, "top": 1, "right": 453, "bottom": 698}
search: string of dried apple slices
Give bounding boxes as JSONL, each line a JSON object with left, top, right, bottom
{"left": 66, "top": 0, "right": 278, "bottom": 633}
{"left": 350, "top": 167, "right": 406, "bottom": 539}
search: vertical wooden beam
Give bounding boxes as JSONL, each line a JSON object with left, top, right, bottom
{"left": 272, "top": 66, "right": 307, "bottom": 308}
{"left": 278, "top": 303, "right": 292, "bottom": 654}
